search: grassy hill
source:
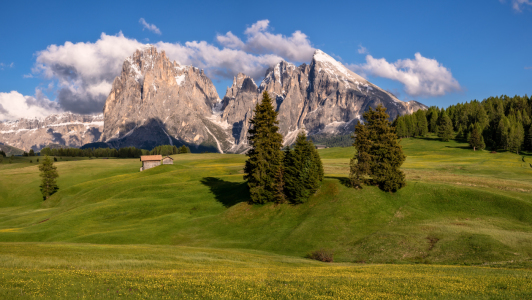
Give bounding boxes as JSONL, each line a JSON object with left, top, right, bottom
{"left": 1, "top": 135, "right": 532, "bottom": 298}
{"left": 0, "top": 135, "right": 531, "bottom": 265}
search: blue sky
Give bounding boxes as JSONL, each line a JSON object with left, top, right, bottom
{"left": 0, "top": 0, "right": 531, "bottom": 120}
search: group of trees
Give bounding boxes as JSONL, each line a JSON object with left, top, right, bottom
{"left": 244, "top": 92, "right": 324, "bottom": 204}
{"left": 149, "top": 145, "right": 190, "bottom": 156}
{"left": 392, "top": 94, "right": 532, "bottom": 153}
{"left": 39, "top": 144, "right": 192, "bottom": 158}
{"left": 350, "top": 105, "right": 406, "bottom": 192}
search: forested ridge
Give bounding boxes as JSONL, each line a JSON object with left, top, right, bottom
{"left": 393, "top": 94, "right": 532, "bottom": 153}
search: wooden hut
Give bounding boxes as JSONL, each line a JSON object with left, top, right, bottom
{"left": 140, "top": 155, "right": 162, "bottom": 172}
{"left": 162, "top": 156, "right": 174, "bottom": 165}
{"left": 315, "top": 144, "right": 327, "bottom": 149}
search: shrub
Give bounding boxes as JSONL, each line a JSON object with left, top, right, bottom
{"left": 306, "top": 249, "right": 334, "bottom": 262}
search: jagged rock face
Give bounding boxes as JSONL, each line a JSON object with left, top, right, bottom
{"left": 101, "top": 45, "right": 232, "bottom": 152}
{"left": 221, "top": 50, "right": 427, "bottom": 151}
{"left": 0, "top": 113, "right": 103, "bottom": 151}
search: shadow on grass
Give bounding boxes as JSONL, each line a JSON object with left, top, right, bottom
{"left": 445, "top": 145, "right": 471, "bottom": 150}
{"left": 325, "top": 176, "right": 351, "bottom": 187}
{"left": 200, "top": 177, "right": 249, "bottom": 207}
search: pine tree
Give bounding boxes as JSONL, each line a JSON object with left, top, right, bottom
{"left": 39, "top": 156, "right": 59, "bottom": 200}
{"left": 415, "top": 110, "right": 428, "bottom": 137}
{"left": 29, "top": 149, "right": 35, "bottom": 156}
{"left": 350, "top": 105, "right": 406, "bottom": 192}
{"left": 283, "top": 133, "right": 323, "bottom": 203}
{"left": 527, "top": 125, "right": 532, "bottom": 151}
{"left": 468, "top": 124, "right": 485, "bottom": 151}
{"left": 508, "top": 121, "right": 525, "bottom": 154}
{"left": 438, "top": 112, "right": 454, "bottom": 142}
{"left": 244, "top": 91, "right": 285, "bottom": 204}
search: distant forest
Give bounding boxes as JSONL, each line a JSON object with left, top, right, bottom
{"left": 393, "top": 94, "right": 532, "bottom": 153}
{"left": 39, "top": 144, "right": 191, "bottom": 158}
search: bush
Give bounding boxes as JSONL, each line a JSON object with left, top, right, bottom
{"left": 53, "top": 157, "right": 57, "bottom": 162}
{"left": 306, "top": 249, "right": 334, "bottom": 262}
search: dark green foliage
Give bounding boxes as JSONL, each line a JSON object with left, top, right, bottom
{"left": 527, "top": 125, "right": 532, "bottom": 151}
{"left": 244, "top": 91, "right": 285, "bottom": 204}
{"left": 283, "top": 133, "right": 324, "bottom": 204}
{"left": 23, "top": 152, "right": 29, "bottom": 157}
{"left": 442, "top": 94, "right": 531, "bottom": 151}
{"left": 350, "top": 105, "right": 406, "bottom": 192}
{"left": 149, "top": 145, "right": 179, "bottom": 156}
{"left": 393, "top": 109, "right": 428, "bottom": 138}
{"left": 468, "top": 124, "right": 485, "bottom": 151}
{"left": 29, "top": 149, "right": 35, "bottom": 156}
{"left": 178, "top": 145, "right": 191, "bottom": 154}
{"left": 438, "top": 112, "right": 454, "bottom": 142}
{"left": 0, "top": 150, "right": 5, "bottom": 157}
{"left": 53, "top": 157, "right": 57, "bottom": 162}
{"left": 39, "top": 156, "right": 59, "bottom": 200}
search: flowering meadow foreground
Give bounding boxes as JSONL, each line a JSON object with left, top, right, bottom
{"left": 1, "top": 243, "right": 531, "bottom": 299}
{"left": 0, "top": 135, "right": 531, "bottom": 298}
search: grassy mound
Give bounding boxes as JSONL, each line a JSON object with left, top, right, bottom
{"left": 0, "top": 135, "right": 531, "bottom": 265}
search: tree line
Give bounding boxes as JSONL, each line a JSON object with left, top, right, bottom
{"left": 393, "top": 94, "right": 532, "bottom": 153}
{"left": 39, "top": 145, "right": 191, "bottom": 158}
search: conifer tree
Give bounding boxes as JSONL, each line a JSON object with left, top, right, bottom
{"left": 244, "top": 91, "right": 285, "bottom": 204}
{"left": 508, "top": 121, "right": 525, "bottom": 154}
{"left": 415, "top": 110, "right": 429, "bottom": 137}
{"left": 527, "top": 125, "right": 532, "bottom": 151}
{"left": 283, "top": 133, "right": 323, "bottom": 203}
{"left": 350, "top": 105, "right": 406, "bottom": 192}
{"left": 468, "top": 124, "right": 485, "bottom": 151}
{"left": 438, "top": 112, "right": 454, "bottom": 142}
{"left": 39, "top": 156, "right": 59, "bottom": 200}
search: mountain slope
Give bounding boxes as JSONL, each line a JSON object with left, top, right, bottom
{"left": 219, "top": 49, "right": 427, "bottom": 151}
{"left": 0, "top": 113, "right": 103, "bottom": 152}
{"left": 101, "top": 45, "right": 233, "bottom": 152}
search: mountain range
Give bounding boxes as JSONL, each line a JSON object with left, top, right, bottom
{"left": 0, "top": 46, "right": 426, "bottom": 153}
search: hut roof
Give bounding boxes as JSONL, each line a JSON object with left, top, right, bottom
{"left": 140, "top": 155, "right": 162, "bottom": 162}
{"left": 163, "top": 156, "right": 174, "bottom": 160}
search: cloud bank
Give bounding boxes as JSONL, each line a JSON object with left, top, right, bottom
{"left": 0, "top": 90, "right": 61, "bottom": 121}
{"left": 350, "top": 53, "right": 461, "bottom": 97}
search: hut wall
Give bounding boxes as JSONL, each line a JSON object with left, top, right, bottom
{"left": 141, "top": 161, "right": 161, "bottom": 171}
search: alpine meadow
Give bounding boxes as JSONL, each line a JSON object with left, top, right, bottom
{"left": 1, "top": 1, "right": 532, "bottom": 298}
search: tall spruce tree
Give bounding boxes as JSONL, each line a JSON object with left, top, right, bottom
{"left": 39, "top": 155, "right": 59, "bottom": 200}
{"left": 244, "top": 91, "right": 285, "bottom": 204}
{"left": 350, "top": 105, "right": 406, "bottom": 192}
{"left": 468, "top": 124, "right": 485, "bottom": 151}
{"left": 438, "top": 112, "right": 454, "bottom": 142}
{"left": 283, "top": 133, "right": 323, "bottom": 203}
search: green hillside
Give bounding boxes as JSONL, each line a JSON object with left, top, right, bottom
{"left": 1, "top": 135, "right": 531, "bottom": 265}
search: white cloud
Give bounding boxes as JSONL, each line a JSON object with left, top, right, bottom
{"left": 357, "top": 45, "right": 368, "bottom": 54}
{"left": 216, "top": 20, "right": 315, "bottom": 62}
{"left": 139, "top": 18, "right": 162, "bottom": 35}
{"left": 0, "top": 62, "right": 14, "bottom": 70}
{"left": 0, "top": 90, "right": 61, "bottom": 121}
{"left": 350, "top": 53, "right": 461, "bottom": 97}
{"left": 33, "top": 32, "right": 143, "bottom": 114}
{"left": 525, "top": 66, "right": 532, "bottom": 69}
{"left": 500, "top": 0, "right": 532, "bottom": 11}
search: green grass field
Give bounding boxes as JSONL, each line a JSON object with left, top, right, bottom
{"left": 0, "top": 135, "right": 531, "bottom": 298}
